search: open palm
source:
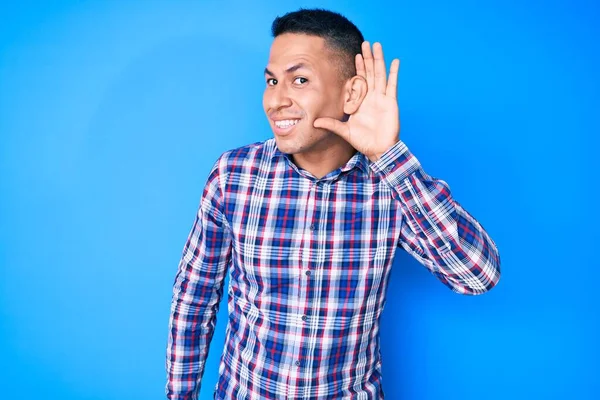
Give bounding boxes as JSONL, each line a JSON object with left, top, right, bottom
{"left": 314, "top": 41, "right": 401, "bottom": 161}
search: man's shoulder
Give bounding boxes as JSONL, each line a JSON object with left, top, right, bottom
{"left": 216, "top": 138, "right": 278, "bottom": 169}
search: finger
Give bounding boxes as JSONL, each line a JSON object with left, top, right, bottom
{"left": 313, "top": 117, "right": 351, "bottom": 141}
{"left": 361, "top": 41, "right": 375, "bottom": 90}
{"left": 386, "top": 58, "right": 400, "bottom": 99}
{"left": 373, "top": 42, "right": 387, "bottom": 94}
{"left": 355, "top": 54, "right": 366, "bottom": 79}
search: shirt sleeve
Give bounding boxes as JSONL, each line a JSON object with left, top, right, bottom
{"left": 369, "top": 140, "right": 501, "bottom": 295}
{"left": 166, "top": 156, "right": 232, "bottom": 399}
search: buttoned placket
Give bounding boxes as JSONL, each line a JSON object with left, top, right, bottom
{"left": 282, "top": 161, "right": 346, "bottom": 399}
{"left": 286, "top": 177, "right": 319, "bottom": 399}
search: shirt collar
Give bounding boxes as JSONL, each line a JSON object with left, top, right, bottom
{"left": 269, "top": 139, "right": 370, "bottom": 176}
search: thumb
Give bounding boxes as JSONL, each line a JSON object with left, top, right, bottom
{"left": 313, "top": 117, "right": 350, "bottom": 141}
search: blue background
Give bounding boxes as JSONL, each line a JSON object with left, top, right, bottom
{"left": 1, "top": 1, "right": 598, "bottom": 399}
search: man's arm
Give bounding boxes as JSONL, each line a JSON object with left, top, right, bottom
{"left": 311, "top": 41, "right": 500, "bottom": 294}
{"left": 370, "top": 140, "right": 501, "bottom": 295}
{"left": 166, "top": 158, "right": 232, "bottom": 400}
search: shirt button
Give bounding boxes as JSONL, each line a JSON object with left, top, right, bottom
{"left": 413, "top": 206, "right": 421, "bottom": 214}
{"left": 385, "top": 164, "right": 394, "bottom": 173}
{"left": 305, "top": 270, "right": 311, "bottom": 276}
{"left": 309, "top": 224, "right": 316, "bottom": 231}
{"left": 295, "top": 360, "right": 301, "bottom": 366}
{"left": 301, "top": 315, "right": 307, "bottom": 321}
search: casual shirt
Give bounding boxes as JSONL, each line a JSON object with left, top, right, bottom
{"left": 166, "top": 138, "right": 501, "bottom": 399}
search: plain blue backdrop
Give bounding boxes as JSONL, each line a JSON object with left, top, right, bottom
{"left": 1, "top": 1, "right": 598, "bottom": 399}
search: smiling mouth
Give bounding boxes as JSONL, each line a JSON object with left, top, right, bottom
{"left": 274, "top": 119, "right": 301, "bottom": 129}
{"left": 272, "top": 118, "right": 301, "bottom": 136}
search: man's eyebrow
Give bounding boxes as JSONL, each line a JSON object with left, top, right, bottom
{"left": 285, "top": 63, "right": 311, "bottom": 73}
{"left": 264, "top": 63, "right": 312, "bottom": 76}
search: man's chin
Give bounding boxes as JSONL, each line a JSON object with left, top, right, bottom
{"left": 273, "top": 139, "right": 295, "bottom": 155}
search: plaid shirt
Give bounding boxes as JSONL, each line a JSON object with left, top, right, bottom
{"left": 166, "top": 139, "right": 501, "bottom": 399}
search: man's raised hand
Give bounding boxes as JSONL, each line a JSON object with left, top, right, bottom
{"left": 314, "top": 41, "right": 401, "bottom": 162}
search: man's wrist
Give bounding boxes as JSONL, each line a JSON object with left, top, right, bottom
{"left": 367, "top": 139, "right": 400, "bottom": 163}
{"left": 368, "top": 139, "right": 425, "bottom": 187}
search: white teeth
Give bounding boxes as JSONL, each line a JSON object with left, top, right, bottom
{"left": 275, "top": 119, "right": 299, "bottom": 128}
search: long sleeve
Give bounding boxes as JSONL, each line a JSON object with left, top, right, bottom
{"left": 166, "top": 158, "right": 232, "bottom": 399}
{"left": 370, "top": 140, "right": 501, "bottom": 295}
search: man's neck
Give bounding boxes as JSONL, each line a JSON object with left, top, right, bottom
{"left": 291, "top": 139, "right": 357, "bottom": 179}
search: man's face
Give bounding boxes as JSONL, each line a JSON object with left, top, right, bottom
{"left": 263, "top": 33, "right": 347, "bottom": 155}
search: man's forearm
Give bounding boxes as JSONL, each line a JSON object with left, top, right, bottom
{"left": 371, "top": 140, "right": 501, "bottom": 294}
{"left": 166, "top": 262, "right": 224, "bottom": 399}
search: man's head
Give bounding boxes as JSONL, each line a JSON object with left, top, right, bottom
{"left": 271, "top": 8, "right": 364, "bottom": 81}
{"left": 263, "top": 9, "right": 367, "bottom": 158}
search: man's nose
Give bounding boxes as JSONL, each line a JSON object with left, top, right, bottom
{"left": 268, "top": 85, "right": 293, "bottom": 110}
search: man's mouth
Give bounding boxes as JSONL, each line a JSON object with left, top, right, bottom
{"left": 273, "top": 118, "right": 301, "bottom": 135}
{"left": 274, "top": 119, "right": 300, "bottom": 128}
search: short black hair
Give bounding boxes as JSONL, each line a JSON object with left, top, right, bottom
{"left": 271, "top": 8, "right": 364, "bottom": 80}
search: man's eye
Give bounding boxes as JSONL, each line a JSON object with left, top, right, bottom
{"left": 266, "top": 78, "right": 278, "bottom": 86}
{"left": 293, "top": 77, "right": 308, "bottom": 85}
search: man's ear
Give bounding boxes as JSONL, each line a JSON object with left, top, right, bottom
{"left": 343, "top": 75, "right": 368, "bottom": 115}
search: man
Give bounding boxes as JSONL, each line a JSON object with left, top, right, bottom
{"left": 166, "top": 8, "right": 500, "bottom": 400}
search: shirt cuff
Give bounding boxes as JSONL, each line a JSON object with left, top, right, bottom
{"left": 368, "top": 140, "right": 425, "bottom": 186}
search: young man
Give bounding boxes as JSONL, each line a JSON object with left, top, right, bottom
{"left": 166, "top": 8, "right": 500, "bottom": 400}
